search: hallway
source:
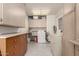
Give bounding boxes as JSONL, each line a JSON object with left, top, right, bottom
{"left": 25, "top": 42, "right": 53, "bottom": 56}
{"left": 0, "top": 3, "right": 79, "bottom": 56}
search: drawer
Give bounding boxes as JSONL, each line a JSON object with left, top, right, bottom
{"left": 6, "top": 34, "right": 27, "bottom": 56}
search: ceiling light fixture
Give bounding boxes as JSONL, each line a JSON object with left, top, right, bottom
{"left": 33, "top": 16, "right": 38, "bottom": 19}
{"left": 32, "top": 9, "right": 50, "bottom": 15}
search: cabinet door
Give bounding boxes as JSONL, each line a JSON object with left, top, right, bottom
{"left": 0, "top": 3, "right": 3, "bottom": 24}
{"left": 62, "top": 11, "right": 75, "bottom": 56}
{"left": 14, "top": 34, "right": 27, "bottom": 56}
{"left": 6, "top": 37, "right": 17, "bottom": 56}
{"left": 75, "top": 4, "right": 79, "bottom": 56}
{"left": 3, "top": 3, "right": 26, "bottom": 27}
{"left": 6, "top": 34, "right": 27, "bottom": 56}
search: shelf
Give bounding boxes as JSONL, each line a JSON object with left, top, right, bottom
{"left": 69, "top": 40, "right": 79, "bottom": 46}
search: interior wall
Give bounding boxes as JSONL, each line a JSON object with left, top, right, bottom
{"left": 17, "top": 15, "right": 29, "bottom": 33}
{"left": 47, "top": 15, "right": 56, "bottom": 42}
{"left": 52, "top": 8, "right": 63, "bottom": 56}
{"left": 46, "top": 8, "right": 63, "bottom": 56}
{"left": 0, "top": 26, "right": 18, "bottom": 34}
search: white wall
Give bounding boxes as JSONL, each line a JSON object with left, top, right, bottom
{"left": 17, "top": 15, "right": 29, "bottom": 33}
{"left": 29, "top": 27, "right": 46, "bottom": 32}
{"left": 47, "top": 15, "right": 56, "bottom": 42}
{"left": 0, "top": 26, "right": 18, "bottom": 34}
{"left": 29, "top": 19, "right": 46, "bottom": 28}
{"left": 47, "top": 15, "right": 61, "bottom": 55}
{"left": 52, "top": 8, "right": 63, "bottom": 56}
{"left": 47, "top": 8, "right": 63, "bottom": 56}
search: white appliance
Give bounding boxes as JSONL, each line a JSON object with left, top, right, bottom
{"left": 37, "top": 30, "right": 46, "bottom": 43}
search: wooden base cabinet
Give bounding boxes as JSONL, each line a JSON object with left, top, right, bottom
{"left": 0, "top": 34, "right": 27, "bottom": 56}
{"left": 6, "top": 34, "right": 27, "bottom": 56}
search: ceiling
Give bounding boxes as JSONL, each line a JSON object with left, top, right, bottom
{"left": 25, "top": 3, "right": 64, "bottom": 16}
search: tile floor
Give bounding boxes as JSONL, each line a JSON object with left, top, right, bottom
{"left": 25, "top": 42, "right": 53, "bottom": 56}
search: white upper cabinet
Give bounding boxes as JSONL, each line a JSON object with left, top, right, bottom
{"left": 0, "top": 3, "right": 2, "bottom": 24}
{"left": 1, "top": 3, "right": 26, "bottom": 27}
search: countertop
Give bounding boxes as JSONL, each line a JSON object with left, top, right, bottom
{"left": 0, "top": 32, "right": 27, "bottom": 38}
